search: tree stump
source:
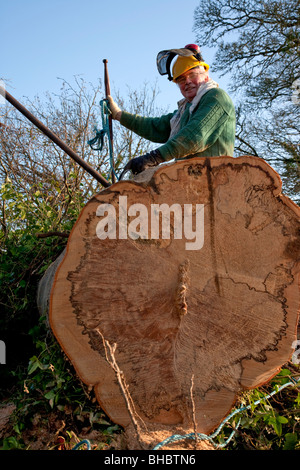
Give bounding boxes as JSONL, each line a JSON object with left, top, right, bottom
{"left": 48, "top": 156, "right": 300, "bottom": 449}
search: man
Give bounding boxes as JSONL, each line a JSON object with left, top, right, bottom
{"left": 108, "top": 44, "right": 236, "bottom": 176}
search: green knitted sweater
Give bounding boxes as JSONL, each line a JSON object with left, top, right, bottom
{"left": 120, "top": 88, "right": 236, "bottom": 161}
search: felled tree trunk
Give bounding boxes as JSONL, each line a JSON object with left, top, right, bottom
{"left": 45, "top": 156, "right": 300, "bottom": 450}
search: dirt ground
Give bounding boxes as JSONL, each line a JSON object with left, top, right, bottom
{"left": 0, "top": 403, "right": 16, "bottom": 435}
{"left": 0, "top": 401, "right": 215, "bottom": 451}
{"left": 0, "top": 401, "right": 114, "bottom": 450}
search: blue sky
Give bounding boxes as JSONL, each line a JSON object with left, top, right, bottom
{"left": 1, "top": 0, "right": 231, "bottom": 113}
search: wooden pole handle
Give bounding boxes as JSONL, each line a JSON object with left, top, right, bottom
{"left": 103, "top": 59, "right": 115, "bottom": 183}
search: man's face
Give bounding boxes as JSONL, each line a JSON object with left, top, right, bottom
{"left": 176, "top": 67, "right": 209, "bottom": 102}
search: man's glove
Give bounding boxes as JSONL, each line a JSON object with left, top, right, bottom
{"left": 119, "top": 150, "right": 164, "bottom": 179}
{"left": 129, "top": 149, "right": 164, "bottom": 175}
{"left": 107, "top": 95, "right": 122, "bottom": 120}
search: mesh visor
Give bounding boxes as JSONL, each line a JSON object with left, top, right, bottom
{"left": 156, "top": 48, "right": 194, "bottom": 80}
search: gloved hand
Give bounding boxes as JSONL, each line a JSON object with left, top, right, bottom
{"left": 128, "top": 149, "right": 164, "bottom": 175}
{"left": 107, "top": 95, "right": 122, "bottom": 120}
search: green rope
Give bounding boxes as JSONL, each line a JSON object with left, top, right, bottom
{"left": 88, "top": 99, "right": 118, "bottom": 180}
{"left": 153, "top": 376, "right": 300, "bottom": 450}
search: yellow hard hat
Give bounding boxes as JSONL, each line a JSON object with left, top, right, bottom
{"left": 172, "top": 55, "right": 209, "bottom": 82}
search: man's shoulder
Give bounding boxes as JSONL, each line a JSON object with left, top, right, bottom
{"left": 204, "top": 86, "right": 230, "bottom": 99}
{"left": 201, "top": 87, "right": 235, "bottom": 111}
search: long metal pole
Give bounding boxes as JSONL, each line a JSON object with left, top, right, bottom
{"left": 103, "top": 59, "right": 115, "bottom": 184}
{"left": 0, "top": 85, "right": 110, "bottom": 188}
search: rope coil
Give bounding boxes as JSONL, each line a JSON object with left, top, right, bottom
{"left": 88, "top": 99, "right": 118, "bottom": 180}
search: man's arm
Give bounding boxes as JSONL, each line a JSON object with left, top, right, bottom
{"left": 120, "top": 111, "right": 175, "bottom": 145}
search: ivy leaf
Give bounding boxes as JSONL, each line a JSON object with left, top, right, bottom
{"left": 283, "top": 433, "right": 298, "bottom": 450}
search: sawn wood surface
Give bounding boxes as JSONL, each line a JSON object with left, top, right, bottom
{"left": 49, "top": 156, "right": 300, "bottom": 443}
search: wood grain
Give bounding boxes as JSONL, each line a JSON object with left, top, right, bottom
{"left": 49, "top": 156, "right": 300, "bottom": 447}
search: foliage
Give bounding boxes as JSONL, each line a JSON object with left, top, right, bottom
{"left": 216, "top": 366, "right": 300, "bottom": 450}
{"left": 0, "top": 317, "right": 120, "bottom": 450}
{"left": 0, "top": 175, "right": 83, "bottom": 394}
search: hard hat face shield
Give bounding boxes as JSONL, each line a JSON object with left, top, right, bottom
{"left": 156, "top": 45, "right": 209, "bottom": 82}
{"left": 156, "top": 48, "right": 195, "bottom": 81}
